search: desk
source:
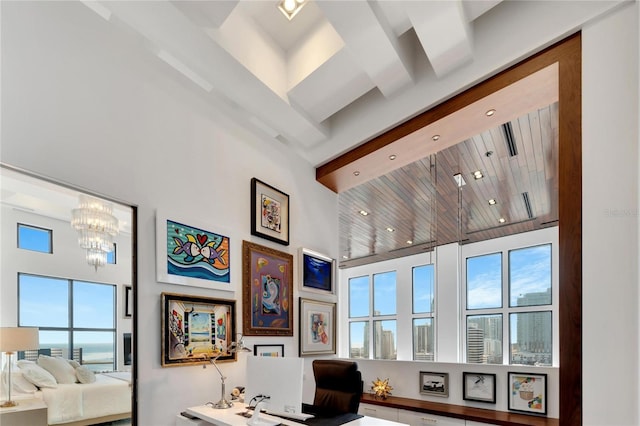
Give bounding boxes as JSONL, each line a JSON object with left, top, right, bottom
{"left": 186, "top": 404, "right": 409, "bottom": 426}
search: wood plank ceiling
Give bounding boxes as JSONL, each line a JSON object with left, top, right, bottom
{"left": 338, "top": 102, "right": 558, "bottom": 268}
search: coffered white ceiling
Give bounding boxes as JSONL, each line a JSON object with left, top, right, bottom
{"left": 78, "top": 1, "right": 620, "bottom": 169}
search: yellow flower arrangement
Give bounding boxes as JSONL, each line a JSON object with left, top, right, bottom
{"left": 371, "top": 377, "right": 393, "bottom": 399}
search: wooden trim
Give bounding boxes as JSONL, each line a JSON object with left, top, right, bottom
{"left": 320, "top": 33, "right": 582, "bottom": 424}
{"left": 361, "top": 394, "right": 558, "bottom": 426}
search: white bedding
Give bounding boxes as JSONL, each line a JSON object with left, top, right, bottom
{"left": 37, "top": 373, "right": 132, "bottom": 425}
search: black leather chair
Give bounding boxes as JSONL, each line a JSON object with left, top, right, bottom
{"left": 311, "top": 359, "right": 363, "bottom": 416}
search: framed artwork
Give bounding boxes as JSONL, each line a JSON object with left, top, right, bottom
{"left": 124, "top": 285, "right": 133, "bottom": 318}
{"left": 463, "top": 372, "right": 496, "bottom": 403}
{"left": 419, "top": 372, "right": 449, "bottom": 397}
{"left": 508, "top": 372, "right": 547, "bottom": 415}
{"left": 155, "top": 211, "right": 232, "bottom": 292}
{"left": 123, "top": 333, "right": 132, "bottom": 366}
{"left": 161, "top": 292, "right": 237, "bottom": 367}
{"left": 299, "top": 248, "right": 335, "bottom": 294}
{"left": 242, "top": 240, "right": 293, "bottom": 336}
{"left": 299, "top": 298, "right": 336, "bottom": 356}
{"left": 253, "top": 344, "right": 284, "bottom": 357}
{"left": 251, "top": 178, "right": 290, "bottom": 246}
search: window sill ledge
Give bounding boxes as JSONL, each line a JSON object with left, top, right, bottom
{"left": 360, "top": 394, "right": 558, "bottom": 426}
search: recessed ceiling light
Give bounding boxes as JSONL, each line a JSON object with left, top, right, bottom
{"left": 278, "top": 0, "right": 307, "bottom": 20}
{"left": 389, "top": 154, "right": 397, "bottom": 160}
{"left": 473, "top": 170, "right": 484, "bottom": 179}
{"left": 453, "top": 173, "right": 466, "bottom": 187}
{"left": 486, "top": 109, "right": 496, "bottom": 116}
{"left": 499, "top": 217, "right": 506, "bottom": 223}
{"left": 353, "top": 171, "right": 360, "bottom": 176}
{"left": 406, "top": 240, "right": 413, "bottom": 245}
{"left": 488, "top": 199, "right": 497, "bottom": 205}
{"left": 432, "top": 135, "right": 440, "bottom": 141}
{"left": 358, "top": 210, "right": 369, "bottom": 216}
{"left": 386, "top": 227, "right": 395, "bottom": 232}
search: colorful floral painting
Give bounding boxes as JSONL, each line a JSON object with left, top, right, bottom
{"left": 508, "top": 373, "right": 547, "bottom": 415}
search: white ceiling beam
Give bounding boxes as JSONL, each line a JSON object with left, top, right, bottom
{"left": 317, "top": 0, "right": 413, "bottom": 98}
{"left": 170, "top": 1, "right": 238, "bottom": 29}
{"left": 408, "top": 0, "right": 474, "bottom": 77}
{"left": 104, "top": 1, "right": 329, "bottom": 147}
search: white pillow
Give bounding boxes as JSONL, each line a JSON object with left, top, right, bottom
{"left": 1, "top": 370, "right": 38, "bottom": 394}
{"left": 37, "top": 355, "right": 77, "bottom": 384}
{"left": 75, "top": 366, "right": 96, "bottom": 384}
{"left": 17, "top": 361, "right": 57, "bottom": 389}
{"left": 67, "top": 359, "right": 81, "bottom": 369}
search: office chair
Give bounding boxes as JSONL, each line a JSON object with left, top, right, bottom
{"left": 311, "top": 359, "right": 363, "bottom": 416}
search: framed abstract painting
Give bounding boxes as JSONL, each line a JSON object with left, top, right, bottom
{"left": 250, "top": 178, "right": 289, "bottom": 246}
{"left": 161, "top": 292, "right": 237, "bottom": 367}
{"left": 156, "top": 211, "right": 232, "bottom": 292}
{"left": 242, "top": 240, "right": 293, "bottom": 336}
{"left": 299, "top": 298, "right": 336, "bottom": 356}
{"left": 508, "top": 372, "right": 547, "bottom": 415}
{"left": 299, "top": 248, "right": 335, "bottom": 294}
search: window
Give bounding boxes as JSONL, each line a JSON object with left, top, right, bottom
{"left": 19, "top": 273, "right": 117, "bottom": 371}
{"left": 107, "top": 243, "right": 116, "bottom": 264}
{"left": 412, "top": 265, "right": 435, "bottom": 360}
{"left": 348, "top": 271, "right": 397, "bottom": 360}
{"left": 17, "top": 223, "right": 52, "bottom": 253}
{"left": 464, "top": 244, "right": 553, "bottom": 366}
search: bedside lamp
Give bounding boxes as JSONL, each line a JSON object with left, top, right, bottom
{"left": 1, "top": 327, "right": 39, "bottom": 407}
{"left": 206, "top": 334, "right": 252, "bottom": 409}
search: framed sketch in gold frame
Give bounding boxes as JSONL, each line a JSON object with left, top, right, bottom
{"left": 161, "top": 292, "right": 237, "bottom": 367}
{"left": 242, "top": 240, "right": 294, "bottom": 336}
{"left": 299, "top": 298, "right": 336, "bottom": 356}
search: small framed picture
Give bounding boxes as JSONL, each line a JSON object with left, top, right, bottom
{"left": 419, "top": 372, "right": 449, "bottom": 397}
{"left": 299, "top": 298, "right": 336, "bottom": 356}
{"left": 251, "top": 178, "right": 290, "bottom": 246}
{"left": 253, "top": 344, "right": 284, "bottom": 357}
{"left": 463, "top": 372, "right": 496, "bottom": 403}
{"left": 508, "top": 372, "right": 547, "bottom": 415}
{"left": 124, "top": 285, "right": 133, "bottom": 318}
{"left": 299, "top": 248, "right": 335, "bottom": 294}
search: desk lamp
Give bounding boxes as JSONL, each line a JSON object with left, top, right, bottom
{"left": 206, "top": 334, "right": 251, "bottom": 409}
{"left": 1, "top": 327, "right": 39, "bottom": 407}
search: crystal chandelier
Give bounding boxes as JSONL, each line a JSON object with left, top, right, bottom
{"left": 71, "top": 195, "right": 119, "bottom": 269}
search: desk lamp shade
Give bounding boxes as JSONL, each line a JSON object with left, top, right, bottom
{"left": 1, "top": 327, "right": 39, "bottom": 407}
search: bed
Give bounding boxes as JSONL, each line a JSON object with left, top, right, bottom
{"left": 36, "top": 372, "right": 132, "bottom": 426}
{"left": 13, "top": 357, "right": 131, "bottom": 426}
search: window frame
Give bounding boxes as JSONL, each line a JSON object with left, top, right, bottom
{"left": 17, "top": 223, "right": 53, "bottom": 253}
{"left": 18, "top": 272, "right": 118, "bottom": 371}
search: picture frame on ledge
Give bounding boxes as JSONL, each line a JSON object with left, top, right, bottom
{"left": 124, "top": 285, "right": 133, "bottom": 318}
{"left": 253, "top": 344, "right": 284, "bottom": 357}
{"left": 463, "top": 372, "right": 496, "bottom": 403}
{"left": 155, "top": 210, "right": 232, "bottom": 292}
{"left": 419, "top": 372, "right": 449, "bottom": 397}
{"left": 508, "top": 372, "right": 547, "bottom": 415}
{"left": 299, "top": 298, "right": 336, "bottom": 356}
{"left": 242, "top": 240, "right": 294, "bottom": 336}
{"left": 299, "top": 248, "right": 335, "bottom": 295}
{"left": 251, "top": 178, "right": 290, "bottom": 246}
{"left": 160, "top": 292, "right": 237, "bottom": 367}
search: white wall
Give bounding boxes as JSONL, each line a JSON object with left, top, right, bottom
{"left": 0, "top": 3, "right": 337, "bottom": 425}
{"left": 582, "top": 4, "right": 639, "bottom": 425}
{"left": 1, "top": 1, "right": 638, "bottom": 425}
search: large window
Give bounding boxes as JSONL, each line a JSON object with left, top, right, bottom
{"left": 464, "top": 244, "right": 553, "bottom": 366}
{"left": 348, "top": 271, "right": 397, "bottom": 359}
{"left": 412, "top": 265, "right": 435, "bottom": 360}
{"left": 19, "top": 273, "right": 117, "bottom": 371}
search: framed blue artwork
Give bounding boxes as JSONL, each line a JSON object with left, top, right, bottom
{"left": 299, "top": 248, "right": 334, "bottom": 294}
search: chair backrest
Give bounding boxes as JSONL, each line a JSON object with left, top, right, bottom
{"left": 312, "top": 359, "right": 363, "bottom": 415}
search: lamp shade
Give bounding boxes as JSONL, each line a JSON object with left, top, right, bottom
{"left": 0, "top": 327, "right": 39, "bottom": 352}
